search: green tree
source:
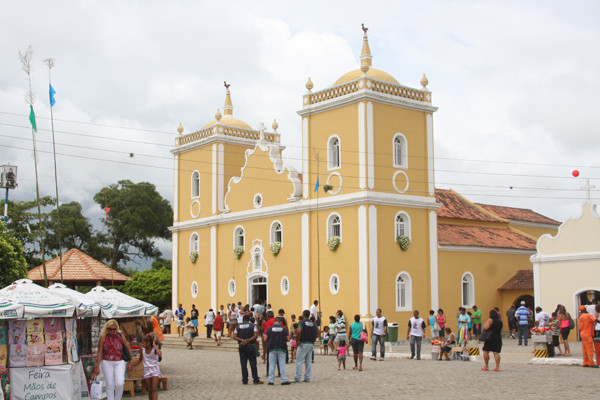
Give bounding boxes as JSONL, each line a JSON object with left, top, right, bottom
{"left": 0, "top": 222, "right": 29, "bottom": 287}
{"left": 1, "top": 196, "right": 54, "bottom": 268}
{"left": 121, "top": 267, "right": 171, "bottom": 310}
{"left": 93, "top": 180, "right": 172, "bottom": 270}
{"left": 151, "top": 258, "right": 171, "bottom": 270}
{"left": 45, "top": 201, "right": 93, "bottom": 253}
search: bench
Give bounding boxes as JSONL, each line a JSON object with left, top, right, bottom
{"left": 142, "top": 376, "right": 168, "bottom": 394}
{"left": 123, "top": 379, "right": 141, "bottom": 398}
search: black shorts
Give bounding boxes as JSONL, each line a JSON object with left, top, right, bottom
{"left": 552, "top": 335, "right": 560, "bottom": 347}
{"left": 351, "top": 338, "right": 364, "bottom": 354}
{"left": 508, "top": 320, "right": 516, "bottom": 331}
{"left": 560, "top": 327, "right": 571, "bottom": 340}
{"left": 439, "top": 328, "right": 445, "bottom": 337}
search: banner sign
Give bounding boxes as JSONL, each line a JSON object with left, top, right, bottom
{"left": 10, "top": 364, "right": 89, "bottom": 400}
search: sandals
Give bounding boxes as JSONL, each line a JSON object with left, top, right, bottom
{"left": 358, "top": 366, "right": 363, "bottom": 371}
{"left": 492, "top": 369, "right": 500, "bottom": 372}
{"left": 481, "top": 367, "right": 489, "bottom": 371}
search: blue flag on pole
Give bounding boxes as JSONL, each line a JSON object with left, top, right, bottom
{"left": 314, "top": 177, "right": 320, "bottom": 192}
{"left": 49, "top": 84, "right": 56, "bottom": 107}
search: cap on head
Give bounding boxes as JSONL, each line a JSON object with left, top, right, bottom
{"left": 580, "top": 305, "right": 587, "bottom": 312}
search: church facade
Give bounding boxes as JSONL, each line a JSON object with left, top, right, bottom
{"left": 169, "top": 30, "right": 559, "bottom": 329}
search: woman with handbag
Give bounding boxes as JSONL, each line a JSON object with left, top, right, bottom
{"left": 94, "top": 319, "right": 132, "bottom": 400}
{"left": 481, "top": 310, "right": 503, "bottom": 371}
{"left": 557, "top": 305, "right": 572, "bottom": 357}
{"left": 348, "top": 314, "right": 366, "bottom": 371}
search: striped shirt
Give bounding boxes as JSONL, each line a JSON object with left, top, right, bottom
{"left": 515, "top": 306, "right": 530, "bottom": 325}
{"left": 336, "top": 315, "right": 346, "bottom": 335}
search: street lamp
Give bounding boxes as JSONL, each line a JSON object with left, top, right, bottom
{"left": 1, "top": 164, "right": 18, "bottom": 222}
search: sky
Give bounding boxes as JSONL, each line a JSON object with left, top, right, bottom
{"left": 1, "top": 1, "right": 599, "bottom": 268}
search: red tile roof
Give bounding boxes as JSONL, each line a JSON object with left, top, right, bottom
{"left": 438, "top": 224, "right": 537, "bottom": 251}
{"left": 498, "top": 270, "right": 533, "bottom": 290}
{"left": 435, "top": 189, "right": 504, "bottom": 222}
{"left": 28, "top": 249, "right": 130, "bottom": 284}
{"left": 476, "top": 203, "right": 560, "bottom": 226}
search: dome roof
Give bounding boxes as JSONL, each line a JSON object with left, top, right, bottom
{"left": 335, "top": 68, "right": 399, "bottom": 86}
{"left": 203, "top": 116, "right": 252, "bottom": 130}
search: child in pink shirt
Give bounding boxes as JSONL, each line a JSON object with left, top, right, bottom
{"left": 337, "top": 340, "right": 348, "bottom": 370}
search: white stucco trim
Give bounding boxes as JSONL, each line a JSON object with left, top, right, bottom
{"left": 368, "top": 205, "right": 378, "bottom": 316}
{"left": 394, "top": 211, "right": 412, "bottom": 240}
{"left": 326, "top": 135, "right": 341, "bottom": 171}
{"left": 461, "top": 271, "right": 475, "bottom": 308}
{"left": 211, "top": 226, "right": 217, "bottom": 310}
{"left": 172, "top": 232, "right": 178, "bottom": 311}
{"left": 303, "top": 117, "right": 309, "bottom": 199}
{"left": 326, "top": 172, "right": 342, "bottom": 195}
{"left": 429, "top": 210, "right": 439, "bottom": 310}
{"left": 302, "top": 213, "right": 309, "bottom": 310}
{"left": 190, "top": 200, "right": 200, "bottom": 219}
{"left": 508, "top": 220, "right": 560, "bottom": 229}
{"left": 358, "top": 102, "right": 366, "bottom": 189}
{"left": 439, "top": 246, "right": 535, "bottom": 255}
{"left": 212, "top": 144, "right": 217, "bottom": 214}
{"left": 533, "top": 261, "right": 541, "bottom": 307}
{"left": 392, "top": 170, "right": 409, "bottom": 194}
{"left": 358, "top": 206, "right": 368, "bottom": 317}
{"left": 191, "top": 281, "right": 198, "bottom": 299}
{"left": 218, "top": 144, "right": 224, "bottom": 211}
{"left": 297, "top": 86, "right": 438, "bottom": 117}
{"left": 191, "top": 170, "right": 200, "bottom": 199}
{"left": 170, "top": 191, "right": 440, "bottom": 231}
{"left": 426, "top": 114, "right": 434, "bottom": 196}
{"left": 326, "top": 212, "right": 343, "bottom": 242}
{"left": 270, "top": 220, "right": 283, "bottom": 247}
{"left": 173, "top": 154, "right": 179, "bottom": 222}
{"left": 530, "top": 251, "right": 600, "bottom": 263}
{"left": 367, "top": 101, "right": 375, "bottom": 190}
{"left": 171, "top": 134, "right": 282, "bottom": 155}
{"left": 392, "top": 133, "right": 408, "bottom": 169}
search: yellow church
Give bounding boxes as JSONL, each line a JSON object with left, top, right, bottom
{"left": 169, "top": 28, "right": 559, "bottom": 329}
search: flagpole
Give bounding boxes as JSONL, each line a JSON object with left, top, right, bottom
{"left": 44, "top": 57, "right": 64, "bottom": 284}
{"left": 20, "top": 46, "right": 48, "bottom": 287}
{"left": 315, "top": 152, "right": 322, "bottom": 324}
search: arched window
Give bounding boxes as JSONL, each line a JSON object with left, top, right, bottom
{"left": 395, "top": 212, "right": 411, "bottom": 240}
{"left": 393, "top": 134, "right": 408, "bottom": 168}
{"left": 395, "top": 272, "right": 412, "bottom": 311}
{"left": 189, "top": 233, "right": 199, "bottom": 255}
{"left": 327, "top": 213, "right": 342, "bottom": 240}
{"left": 328, "top": 136, "right": 341, "bottom": 170}
{"left": 462, "top": 272, "right": 475, "bottom": 307}
{"left": 234, "top": 226, "right": 245, "bottom": 249}
{"left": 191, "top": 171, "right": 200, "bottom": 198}
{"left": 270, "top": 221, "right": 282, "bottom": 245}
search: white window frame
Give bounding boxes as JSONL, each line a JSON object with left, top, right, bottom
{"left": 233, "top": 226, "right": 245, "bottom": 249}
{"left": 191, "top": 281, "right": 198, "bottom": 299}
{"left": 189, "top": 232, "right": 199, "bottom": 255}
{"left": 329, "top": 273, "right": 340, "bottom": 295}
{"left": 253, "top": 193, "right": 263, "bottom": 209}
{"left": 280, "top": 276, "right": 290, "bottom": 296}
{"left": 395, "top": 271, "right": 412, "bottom": 311}
{"left": 461, "top": 272, "right": 475, "bottom": 308}
{"left": 327, "top": 135, "right": 341, "bottom": 170}
{"left": 393, "top": 133, "right": 408, "bottom": 169}
{"left": 270, "top": 220, "right": 283, "bottom": 246}
{"left": 228, "top": 279, "right": 236, "bottom": 297}
{"left": 394, "top": 211, "right": 411, "bottom": 240}
{"left": 191, "top": 170, "right": 200, "bottom": 198}
{"left": 327, "top": 212, "right": 342, "bottom": 241}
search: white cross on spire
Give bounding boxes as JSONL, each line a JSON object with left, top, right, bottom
{"left": 581, "top": 178, "right": 596, "bottom": 201}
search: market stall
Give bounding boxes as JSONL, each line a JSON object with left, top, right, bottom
{"left": 0, "top": 279, "right": 90, "bottom": 400}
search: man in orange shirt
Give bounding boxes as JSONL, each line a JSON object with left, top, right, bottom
{"left": 579, "top": 305, "right": 599, "bottom": 368}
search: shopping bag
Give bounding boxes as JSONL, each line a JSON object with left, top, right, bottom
{"left": 90, "top": 380, "right": 103, "bottom": 399}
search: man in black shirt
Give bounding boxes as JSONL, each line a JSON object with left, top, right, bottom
{"left": 233, "top": 314, "right": 263, "bottom": 385}
{"left": 190, "top": 304, "right": 199, "bottom": 334}
{"left": 266, "top": 316, "right": 290, "bottom": 385}
{"left": 294, "top": 309, "right": 318, "bottom": 383}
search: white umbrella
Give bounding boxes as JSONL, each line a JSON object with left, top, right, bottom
{"left": 48, "top": 283, "right": 100, "bottom": 317}
{"left": 0, "top": 294, "right": 23, "bottom": 319}
{"left": 84, "top": 286, "right": 145, "bottom": 319}
{"left": 107, "top": 289, "right": 158, "bottom": 316}
{"left": 0, "top": 279, "right": 75, "bottom": 318}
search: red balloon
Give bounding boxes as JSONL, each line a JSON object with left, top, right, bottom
{"left": 572, "top": 170, "right": 580, "bottom": 177}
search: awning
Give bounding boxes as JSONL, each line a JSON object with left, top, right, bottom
{"left": 48, "top": 283, "right": 100, "bottom": 317}
{"left": 84, "top": 286, "right": 146, "bottom": 319}
{"left": 0, "top": 279, "right": 75, "bottom": 318}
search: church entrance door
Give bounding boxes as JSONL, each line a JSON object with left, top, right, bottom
{"left": 249, "top": 276, "right": 267, "bottom": 305}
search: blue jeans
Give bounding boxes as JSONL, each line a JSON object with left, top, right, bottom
{"left": 518, "top": 324, "right": 528, "bottom": 345}
{"left": 410, "top": 335, "right": 422, "bottom": 359}
{"left": 268, "top": 351, "right": 288, "bottom": 383}
{"left": 371, "top": 334, "right": 385, "bottom": 358}
{"left": 294, "top": 343, "right": 313, "bottom": 382}
{"left": 238, "top": 344, "right": 260, "bottom": 384}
